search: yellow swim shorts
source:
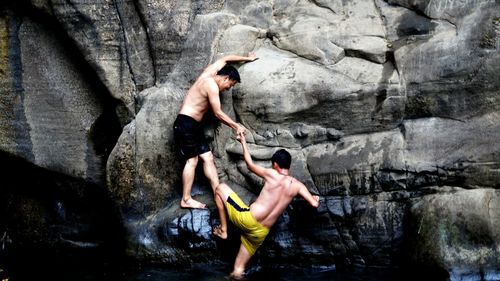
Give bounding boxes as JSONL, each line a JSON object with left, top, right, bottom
{"left": 226, "top": 192, "right": 270, "bottom": 256}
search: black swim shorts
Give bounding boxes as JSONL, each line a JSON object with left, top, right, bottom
{"left": 173, "top": 114, "right": 210, "bottom": 159}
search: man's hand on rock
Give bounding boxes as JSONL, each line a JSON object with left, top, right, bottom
{"left": 247, "top": 52, "right": 258, "bottom": 62}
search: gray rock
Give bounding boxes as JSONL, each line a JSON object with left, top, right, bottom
{"left": 0, "top": 16, "right": 113, "bottom": 184}
{"left": 406, "top": 188, "right": 500, "bottom": 279}
{"left": 50, "top": 0, "right": 137, "bottom": 112}
{"left": 107, "top": 83, "right": 185, "bottom": 217}
{"left": 173, "top": 209, "right": 213, "bottom": 240}
{"left": 304, "top": 130, "right": 405, "bottom": 195}
{"left": 403, "top": 114, "right": 500, "bottom": 188}
{"left": 234, "top": 44, "right": 404, "bottom": 137}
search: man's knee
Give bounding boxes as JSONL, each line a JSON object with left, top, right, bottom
{"left": 199, "top": 151, "right": 214, "bottom": 163}
{"left": 215, "top": 183, "right": 226, "bottom": 194}
{"left": 216, "top": 183, "right": 231, "bottom": 199}
{"left": 185, "top": 156, "right": 199, "bottom": 167}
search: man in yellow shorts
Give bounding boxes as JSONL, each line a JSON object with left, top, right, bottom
{"left": 214, "top": 131, "right": 320, "bottom": 279}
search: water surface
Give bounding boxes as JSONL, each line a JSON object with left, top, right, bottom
{"left": 5, "top": 261, "right": 402, "bottom": 281}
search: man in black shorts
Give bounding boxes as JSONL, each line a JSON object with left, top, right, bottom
{"left": 173, "top": 52, "right": 258, "bottom": 239}
{"left": 174, "top": 114, "right": 211, "bottom": 160}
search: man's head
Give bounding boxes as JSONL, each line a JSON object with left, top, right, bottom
{"left": 217, "top": 65, "right": 240, "bottom": 91}
{"left": 271, "top": 149, "right": 291, "bottom": 170}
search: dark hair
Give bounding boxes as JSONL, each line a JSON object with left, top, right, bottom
{"left": 272, "top": 149, "right": 291, "bottom": 169}
{"left": 217, "top": 65, "right": 241, "bottom": 83}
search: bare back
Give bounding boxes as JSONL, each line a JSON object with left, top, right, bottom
{"left": 250, "top": 171, "right": 302, "bottom": 228}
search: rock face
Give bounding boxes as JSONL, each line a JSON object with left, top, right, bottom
{"left": 405, "top": 188, "right": 500, "bottom": 280}
{"left": 0, "top": 0, "right": 499, "bottom": 279}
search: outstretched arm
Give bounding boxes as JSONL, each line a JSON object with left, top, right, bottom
{"left": 207, "top": 52, "right": 258, "bottom": 74}
{"left": 237, "top": 131, "right": 268, "bottom": 178}
{"left": 298, "top": 183, "right": 320, "bottom": 208}
{"left": 207, "top": 83, "right": 246, "bottom": 134}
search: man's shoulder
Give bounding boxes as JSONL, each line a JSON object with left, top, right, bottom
{"left": 289, "top": 176, "right": 305, "bottom": 192}
{"left": 200, "top": 65, "right": 218, "bottom": 78}
{"left": 291, "top": 176, "right": 304, "bottom": 186}
{"left": 264, "top": 168, "right": 280, "bottom": 179}
{"left": 191, "top": 76, "right": 215, "bottom": 94}
{"left": 198, "top": 75, "right": 217, "bottom": 88}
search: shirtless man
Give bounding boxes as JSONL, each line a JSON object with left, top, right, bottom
{"left": 214, "top": 131, "right": 320, "bottom": 279}
{"left": 173, "top": 53, "right": 258, "bottom": 234}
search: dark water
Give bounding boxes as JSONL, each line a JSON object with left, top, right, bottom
{"left": 127, "top": 265, "right": 400, "bottom": 281}
{"left": 2, "top": 260, "right": 401, "bottom": 281}
{"left": 0, "top": 247, "right": 401, "bottom": 281}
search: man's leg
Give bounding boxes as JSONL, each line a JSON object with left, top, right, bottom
{"left": 212, "top": 182, "right": 234, "bottom": 239}
{"left": 199, "top": 151, "right": 220, "bottom": 190}
{"left": 199, "top": 152, "right": 229, "bottom": 239}
{"left": 180, "top": 156, "right": 206, "bottom": 209}
{"left": 215, "top": 183, "right": 253, "bottom": 277}
{"left": 231, "top": 243, "right": 252, "bottom": 279}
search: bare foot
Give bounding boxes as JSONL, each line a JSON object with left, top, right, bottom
{"left": 230, "top": 271, "right": 245, "bottom": 280}
{"left": 213, "top": 225, "right": 228, "bottom": 239}
{"left": 180, "top": 198, "right": 206, "bottom": 209}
